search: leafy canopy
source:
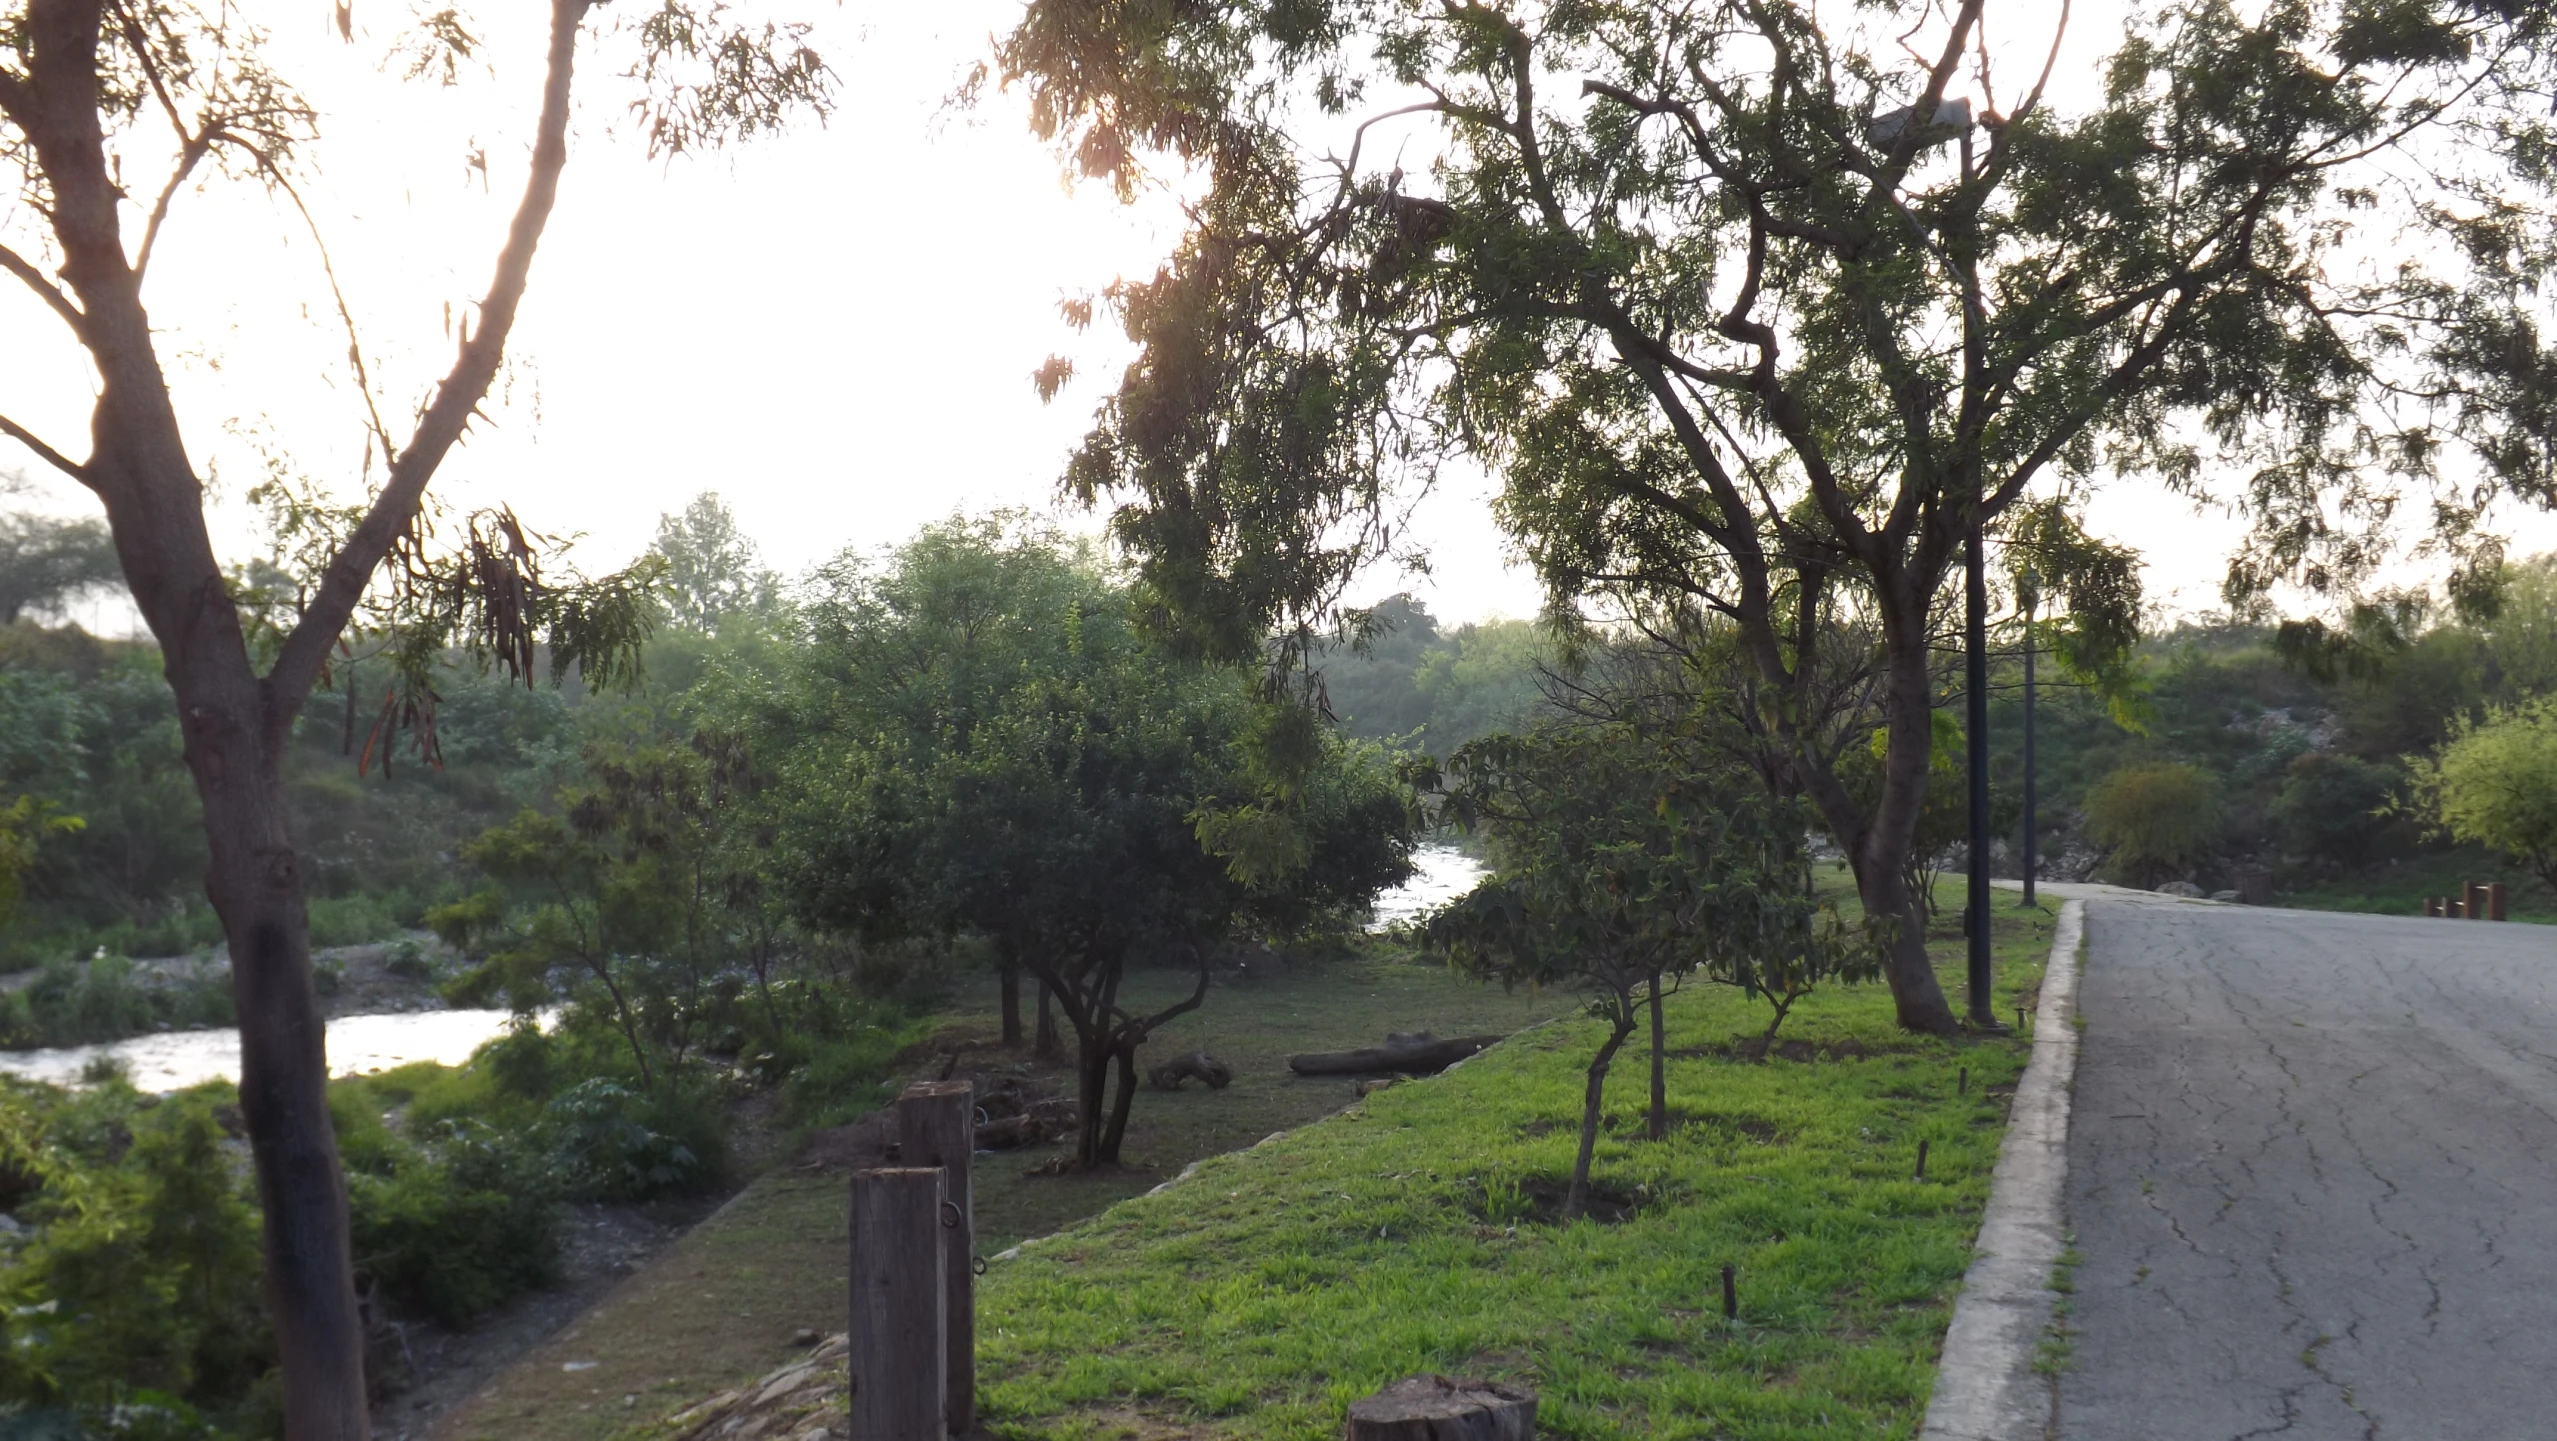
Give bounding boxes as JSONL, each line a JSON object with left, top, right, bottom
{"left": 2406, "top": 696, "right": 2557, "bottom": 889}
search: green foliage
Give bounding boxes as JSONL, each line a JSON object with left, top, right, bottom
{"left": 345, "top": 1115, "right": 560, "bottom": 1329}
{"left": 538, "top": 1079, "right": 719, "bottom": 1203}
{"left": 975, "top": 896, "right": 2057, "bottom": 1439}
{"left": 2405, "top": 698, "right": 2557, "bottom": 890}
{"left": 0, "top": 1085, "right": 270, "bottom": 1419}
{"left": 750, "top": 516, "right": 1414, "bottom": 1164}
{"left": 0, "top": 955, "right": 232, "bottom": 1050}
{"left": 0, "top": 511, "right": 121, "bottom": 627}
{"left": 0, "top": 796, "right": 81, "bottom": 931}
{"left": 649, "top": 492, "right": 777, "bottom": 634}
{"left": 2085, "top": 763, "right": 2224, "bottom": 887}
{"left": 1426, "top": 722, "right": 1856, "bottom": 1009}
{"left": 997, "top": 0, "right": 2557, "bottom": 1013}
{"left": 1422, "top": 717, "right": 1864, "bottom": 1214}
{"left": 1320, "top": 595, "right": 1551, "bottom": 754}
{"left": 432, "top": 732, "right": 781, "bottom": 1089}
{"left": 2268, "top": 754, "right": 2407, "bottom": 873}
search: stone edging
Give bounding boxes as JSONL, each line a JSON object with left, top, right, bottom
{"left": 1919, "top": 898, "right": 2086, "bottom": 1441}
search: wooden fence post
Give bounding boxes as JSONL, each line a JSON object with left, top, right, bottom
{"left": 900, "top": 1079, "right": 976, "bottom": 1433}
{"left": 851, "top": 1167, "right": 946, "bottom": 1441}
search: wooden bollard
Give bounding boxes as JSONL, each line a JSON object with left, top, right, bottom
{"left": 850, "top": 1167, "right": 946, "bottom": 1441}
{"left": 2466, "top": 881, "right": 2489, "bottom": 921}
{"left": 2491, "top": 882, "right": 2510, "bottom": 922}
{"left": 2424, "top": 897, "right": 2442, "bottom": 918}
{"left": 1345, "top": 1375, "right": 1536, "bottom": 1441}
{"left": 899, "top": 1079, "right": 976, "bottom": 1433}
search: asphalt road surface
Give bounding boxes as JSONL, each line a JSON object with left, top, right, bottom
{"left": 2061, "top": 897, "right": 2557, "bottom": 1440}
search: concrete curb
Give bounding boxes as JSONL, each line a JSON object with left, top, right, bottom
{"left": 1920, "top": 898, "right": 2086, "bottom": 1441}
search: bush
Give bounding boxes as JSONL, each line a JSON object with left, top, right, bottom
{"left": 0, "top": 1089, "right": 271, "bottom": 1415}
{"left": 2085, "top": 762, "right": 2223, "bottom": 887}
{"left": 0, "top": 954, "right": 232, "bottom": 1049}
{"left": 382, "top": 937, "right": 436, "bottom": 981}
{"left": 305, "top": 892, "right": 406, "bottom": 949}
{"left": 347, "top": 1120, "right": 558, "bottom": 1328}
{"left": 2269, "top": 753, "right": 2405, "bottom": 872}
{"left": 2406, "top": 696, "right": 2557, "bottom": 889}
{"left": 538, "top": 1079, "right": 720, "bottom": 1202}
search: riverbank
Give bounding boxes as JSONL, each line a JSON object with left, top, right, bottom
{"left": 424, "top": 944, "right": 1568, "bottom": 1441}
{"left": 459, "top": 877, "right": 2052, "bottom": 1441}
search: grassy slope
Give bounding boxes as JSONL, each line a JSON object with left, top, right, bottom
{"left": 431, "top": 952, "right": 1568, "bottom": 1440}
{"left": 2275, "top": 846, "right": 2557, "bottom": 924}
{"left": 973, "top": 884, "right": 2055, "bottom": 1441}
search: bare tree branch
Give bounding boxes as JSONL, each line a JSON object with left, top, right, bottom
{"left": 0, "top": 241, "right": 84, "bottom": 332}
{"left": 133, "top": 131, "right": 213, "bottom": 279}
{"left": 265, "top": 0, "right": 594, "bottom": 734}
{"left": 0, "top": 412, "right": 94, "bottom": 489}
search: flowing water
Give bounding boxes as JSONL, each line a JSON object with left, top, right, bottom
{"left": 2, "top": 852, "right": 1490, "bottom": 1093}
{"left": 1369, "top": 843, "right": 1487, "bottom": 929}
{"left": 0, "top": 1007, "right": 529, "bottom": 1093}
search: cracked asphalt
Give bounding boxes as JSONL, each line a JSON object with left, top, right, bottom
{"left": 2059, "top": 898, "right": 2557, "bottom": 1439}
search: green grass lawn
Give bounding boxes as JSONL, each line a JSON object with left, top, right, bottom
{"left": 972, "top": 883, "right": 2057, "bottom": 1440}
{"left": 436, "top": 949, "right": 1568, "bottom": 1441}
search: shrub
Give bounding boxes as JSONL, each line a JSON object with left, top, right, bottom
{"left": 2405, "top": 697, "right": 2557, "bottom": 890}
{"left": 2269, "top": 753, "right": 2405, "bottom": 871}
{"left": 382, "top": 937, "right": 436, "bottom": 982}
{"left": 0, "top": 954, "right": 230, "bottom": 1050}
{"left": 0, "top": 1091, "right": 271, "bottom": 1413}
{"left": 347, "top": 1120, "right": 558, "bottom": 1328}
{"left": 538, "top": 1079, "right": 719, "bottom": 1202}
{"left": 306, "top": 892, "right": 404, "bottom": 949}
{"left": 2085, "top": 762, "right": 2223, "bottom": 887}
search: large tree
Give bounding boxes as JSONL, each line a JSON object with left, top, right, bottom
{"left": 0, "top": 505, "right": 119, "bottom": 624}
{"left": 998, "top": 0, "right": 2557, "bottom": 1031}
{"left": 0, "top": 4, "right": 826, "bottom": 1431}
{"left": 765, "top": 518, "right": 1415, "bottom": 1166}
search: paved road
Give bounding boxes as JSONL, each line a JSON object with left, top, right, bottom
{"left": 2062, "top": 898, "right": 2557, "bottom": 1440}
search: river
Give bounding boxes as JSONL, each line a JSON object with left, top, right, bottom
{"left": 1369, "top": 843, "right": 1487, "bottom": 929}
{"left": 0, "top": 851, "right": 1487, "bottom": 1093}
{"left": 0, "top": 1007, "right": 529, "bottom": 1093}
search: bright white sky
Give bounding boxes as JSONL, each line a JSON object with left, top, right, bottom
{"left": 4, "top": 0, "right": 2553, "bottom": 638}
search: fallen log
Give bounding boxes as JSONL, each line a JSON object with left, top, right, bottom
{"left": 1288, "top": 1032, "right": 1504, "bottom": 1077}
{"left": 1345, "top": 1374, "right": 1536, "bottom": 1441}
{"left": 1148, "top": 1051, "right": 1234, "bottom": 1090}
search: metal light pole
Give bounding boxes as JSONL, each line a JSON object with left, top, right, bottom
{"left": 1965, "top": 517, "right": 1994, "bottom": 1027}
{"left": 2019, "top": 567, "right": 2039, "bottom": 909}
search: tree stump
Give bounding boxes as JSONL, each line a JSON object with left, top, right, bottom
{"left": 1344, "top": 1375, "right": 1536, "bottom": 1441}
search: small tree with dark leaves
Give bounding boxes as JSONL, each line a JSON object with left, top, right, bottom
{"left": 1420, "top": 721, "right": 1854, "bottom": 1219}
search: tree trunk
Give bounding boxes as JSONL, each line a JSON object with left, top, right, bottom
{"left": 1100, "top": 1040, "right": 1140, "bottom": 1163}
{"left": 1035, "top": 980, "right": 1061, "bottom": 1061}
{"left": 6, "top": 3, "right": 599, "bottom": 1432}
{"left": 998, "top": 955, "right": 1022, "bottom": 1048}
{"left": 1072, "top": 1034, "right": 1111, "bottom": 1167}
{"left": 1288, "top": 1034, "right": 1503, "bottom": 1075}
{"left": 1800, "top": 624, "right": 1959, "bottom": 1036}
{"left": 1646, "top": 970, "right": 1667, "bottom": 1141}
{"left": 1567, "top": 1009, "right": 1636, "bottom": 1222}
{"left": 197, "top": 740, "right": 370, "bottom": 1440}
